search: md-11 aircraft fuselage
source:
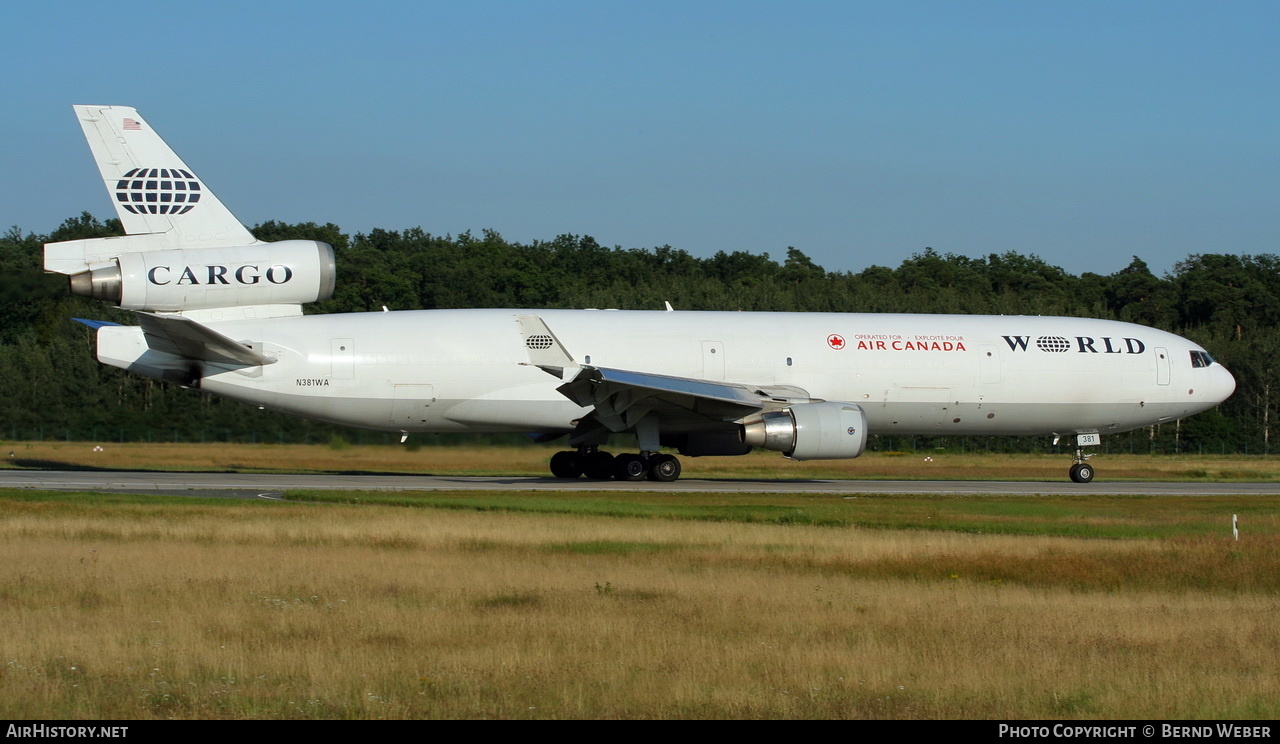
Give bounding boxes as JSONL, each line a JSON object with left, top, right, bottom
{"left": 99, "top": 308, "right": 1232, "bottom": 438}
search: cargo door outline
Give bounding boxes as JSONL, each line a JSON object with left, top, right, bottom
{"left": 391, "top": 384, "right": 435, "bottom": 430}
{"left": 978, "top": 344, "right": 1001, "bottom": 384}
{"left": 331, "top": 338, "right": 354, "bottom": 379}
{"left": 1155, "top": 347, "right": 1170, "bottom": 386}
{"left": 702, "top": 341, "right": 724, "bottom": 380}
{"left": 889, "top": 386, "right": 952, "bottom": 427}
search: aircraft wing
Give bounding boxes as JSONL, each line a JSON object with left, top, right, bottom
{"left": 517, "top": 314, "right": 810, "bottom": 432}
{"left": 557, "top": 364, "right": 812, "bottom": 431}
{"left": 135, "top": 312, "right": 275, "bottom": 367}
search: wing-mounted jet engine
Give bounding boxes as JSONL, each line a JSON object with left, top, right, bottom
{"left": 740, "top": 402, "right": 869, "bottom": 460}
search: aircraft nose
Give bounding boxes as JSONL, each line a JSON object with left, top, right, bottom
{"left": 1212, "top": 364, "right": 1237, "bottom": 403}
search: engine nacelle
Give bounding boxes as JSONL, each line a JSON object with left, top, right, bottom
{"left": 64, "top": 240, "right": 336, "bottom": 312}
{"left": 741, "top": 401, "right": 868, "bottom": 460}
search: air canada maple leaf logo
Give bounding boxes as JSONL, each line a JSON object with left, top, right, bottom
{"left": 827, "top": 334, "right": 845, "bottom": 349}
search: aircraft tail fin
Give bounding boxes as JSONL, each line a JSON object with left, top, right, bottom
{"left": 72, "top": 104, "right": 257, "bottom": 246}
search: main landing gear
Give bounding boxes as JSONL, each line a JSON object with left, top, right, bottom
{"left": 549, "top": 448, "right": 682, "bottom": 482}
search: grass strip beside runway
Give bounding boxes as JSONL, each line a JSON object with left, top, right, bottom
{"left": 1, "top": 488, "right": 1277, "bottom": 718}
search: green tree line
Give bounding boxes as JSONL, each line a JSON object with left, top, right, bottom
{"left": 1, "top": 213, "right": 1270, "bottom": 454}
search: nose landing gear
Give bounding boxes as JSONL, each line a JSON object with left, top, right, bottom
{"left": 1064, "top": 433, "right": 1100, "bottom": 483}
{"left": 1069, "top": 460, "right": 1095, "bottom": 483}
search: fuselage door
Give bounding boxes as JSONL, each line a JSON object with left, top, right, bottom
{"left": 979, "top": 344, "right": 1001, "bottom": 384}
{"left": 702, "top": 341, "right": 724, "bottom": 380}
{"left": 1155, "top": 346, "right": 1170, "bottom": 386}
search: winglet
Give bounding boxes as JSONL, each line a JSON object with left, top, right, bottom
{"left": 516, "top": 315, "right": 580, "bottom": 379}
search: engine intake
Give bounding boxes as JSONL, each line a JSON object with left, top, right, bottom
{"left": 741, "top": 401, "right": 868, "bottom": 460}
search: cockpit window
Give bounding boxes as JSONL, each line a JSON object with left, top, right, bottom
{"left": 1190, "top": 350, "right": 1215, "bottom": 368}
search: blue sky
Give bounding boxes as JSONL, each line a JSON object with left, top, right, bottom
{"left": 4, "top": 1, "right": 1277, "bottom": 278}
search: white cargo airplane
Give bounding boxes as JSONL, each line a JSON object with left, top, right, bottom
{"left": 45, "top": 105, "right": 1236, "bottom": 483}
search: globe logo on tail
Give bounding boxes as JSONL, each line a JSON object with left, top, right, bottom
{"left": 114, "top": 167, "right": 202, "bottom": 215}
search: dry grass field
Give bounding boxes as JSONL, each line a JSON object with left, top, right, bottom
{"left": 1, "top": 487, "right": 1278, "bottom": 719}
{"left": 2, "top": 442, "right": 1278, "bottom": 719}
{"left": 3, "top": 440, "right": 1279, "bottom": 481}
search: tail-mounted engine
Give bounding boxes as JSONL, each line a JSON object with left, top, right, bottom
{"left": 741, "top": 401, "right": 869, "bottom": 460}
{"left": 47, "top": 239, "right": 335, "bottom": 312}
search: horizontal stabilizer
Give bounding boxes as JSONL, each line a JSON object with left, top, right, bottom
{"left": 135, "top": 312, "right": 275, "bottom": 367}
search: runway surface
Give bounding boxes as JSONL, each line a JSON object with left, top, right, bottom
{"left": 2, "top": 469, "right": 1279, "bottom": 498}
